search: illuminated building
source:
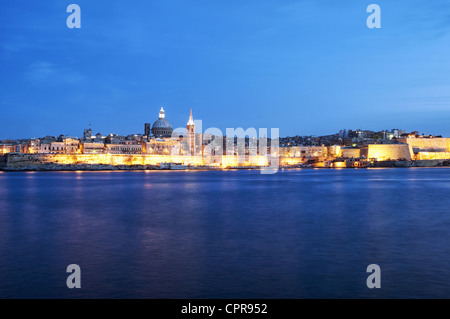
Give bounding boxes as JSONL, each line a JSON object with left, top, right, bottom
{"left": 359, "top": 144, "right": 412, "bottom": 161}
{"left": 151, "top": 107, "right": 173, "bottom": 137}
{"left": 81, "top": 142, "right": 105, "bottom": 154}
{"left": 83, "top": 124, "right": 93, "bottom": 139}
{"left": 105, "top": 142, "right": 143, "bottom": 154}
{"left": 142, "top": 138, "right": 180, "bottom": 155}
{"left": 50, "top": 142, "right": 65, "bottom": 154}
{"left": 187, "top": 109, "right": 195, "bottom": 155}
{"left": 0, "top": 145, "right": 15, "bottom": 155}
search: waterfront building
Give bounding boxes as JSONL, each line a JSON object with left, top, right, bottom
{"left": 81, "top": 142, "right": 105, "bottom": 154}
{"left": 50, "top": 142, "right": 66, "bottom": 154}
{"left": 328, "top": 145, "right": 341, "bottom": 157}
{"left": 279, "top": 146, "right": 328, "bottom": 158}
{"left": 142, "top": 138, "right": 180, "bottom": 155}
{"left": 39, "top": 143, "right": 51, "bottom": 153}
{"left": 105, "top": 141, "right": 143, "bottom": 154}
{"left": 22, "top": 140, "right": 40, "bottom": 154}
{"left": 0, "top": 144, "right": 16, "bottom": 155}
{"left": 63, "top": 138, "right": 80, "bottom": 154}
{"left": 36, "top": 138, "right": 79, "bottom": 154}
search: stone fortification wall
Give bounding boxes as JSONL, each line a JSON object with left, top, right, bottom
{"left": 341, "top": 148, "right": 360, "bottom": 158}
{"left": 360, "top": 144, "right": 413, "bottom": 161}
{"left": 398, "top": 138, "right": 450, "bottom": 152}
{"left": 2, "top": 153, "right": 269, "bottom": 169}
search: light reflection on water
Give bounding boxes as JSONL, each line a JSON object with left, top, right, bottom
{"left": 0, "top": 168, "right": 450, "bottom": 298}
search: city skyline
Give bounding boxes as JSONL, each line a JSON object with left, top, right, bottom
{"left": 0, "top": 102, "right": 441, "bottom": 141}
{"left": 0, "top": 106, "right": 440, "bottom": 142}
{"left": 2, "top": 0, "right": 450, "bottom": 139}
{"left": 0, "top": 102, "right": 446, "bottom": 141}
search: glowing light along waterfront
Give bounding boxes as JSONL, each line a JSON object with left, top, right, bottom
{"left": 1, "top": 108, "right": 450, "bottom": 170}
{"left": 1, "top": 137, "right": 450, "bottom": 170}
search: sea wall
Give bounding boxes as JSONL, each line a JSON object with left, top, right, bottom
{"left": 398, "top": 138, "right": 450, "bottom": 152}
{"left": 3, "top": 153, "right": 204, "bottom": 168}
{"left": 413, "top": 160, "right": 449, "bottom": 167}
{"left": 360, "top": 144, "right": 413, "bottom": 161}
{"left": 341, "top": 148, "right": 360, "bottom": 158}
{"left": 279, "top": 146, "right": 328, "bottom": 157}
{"left": 415, "top": 152, "right": 450, "bottom": 160}
{"left": 0, "top": 155, "right": 6, "bottom": 168}
{"left": 280, "top": 156, "right": 305, "bottom": 166}
{"left": 1, "top": 153, "right": 269, "bottom": 170}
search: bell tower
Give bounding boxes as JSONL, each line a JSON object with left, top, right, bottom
{"left": 187, "top": 109, "right": 195, "bottom": 155}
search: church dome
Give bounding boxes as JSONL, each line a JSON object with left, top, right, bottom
{"left": 152, "top": 107, "right": 173, "bottom": 137}
{"left": 152, "top": 118, "right": 173, "bottom": 130}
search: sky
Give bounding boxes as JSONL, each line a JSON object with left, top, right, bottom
{"left": 1, "top": 0, "right": 450, "bottom": 139}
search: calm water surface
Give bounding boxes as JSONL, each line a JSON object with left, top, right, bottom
{"left": 0, "top": 168, "right": 450, "bottom": 298}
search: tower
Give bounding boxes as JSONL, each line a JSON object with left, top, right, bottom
{"left": 83, "top": 122, "right": 92, "bottom": 139}
{"left": 187, "top": 109, "right": 195, "bottom": 155}
{"left": 144, "top": 123, "right": 151, "bottom": 136}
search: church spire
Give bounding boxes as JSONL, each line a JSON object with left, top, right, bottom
{"left": 186, "top": 109, "right": 195, "bottom": 156}
{"left": 187, "top": 108, "right": 194, "bottom": 126}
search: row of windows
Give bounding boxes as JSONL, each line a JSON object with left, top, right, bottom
{"left": 42, "top": 146, "right": 63, "bottom": 151}
{"left": 41, "top": 146, "right": 78, "bottom": 152}
{"left": 42, "top": 147, "right": 77, "bottom": 150}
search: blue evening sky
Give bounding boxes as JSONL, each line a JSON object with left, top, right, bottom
{"left": 1, "top": 0, "right": 450, "bottom": 139}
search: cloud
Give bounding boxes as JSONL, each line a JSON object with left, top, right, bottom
{"left": 1, "top": 41, "right": 27, "bottom": 53}
{"left": 26, "top": 61, "right": 55, "bottom": 82}
{"left": 25, "top": 61, "right": 86, "bottom": 85}
{"left": 400, "top": 0, "right": 450, "bottom": 38}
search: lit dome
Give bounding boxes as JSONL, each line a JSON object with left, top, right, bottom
{"left": 152, "top": 107, "right": 173, "bottom": 137}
